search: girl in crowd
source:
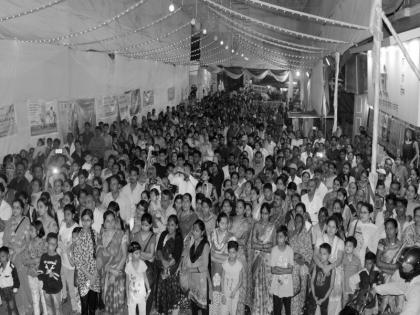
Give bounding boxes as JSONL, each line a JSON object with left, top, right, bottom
{"left": 198, "top": 197, "right": 216, "bottom": 237}
{"left": 72, "top": 209, "right": 100, "bottom": 315}
{"left": 36, "top": 197, "right": 58, "bottom": 236}
{"left": 178, "top": 194, "right": 198, "bottom": 238}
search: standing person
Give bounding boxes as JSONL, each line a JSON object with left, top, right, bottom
{"left": 209, "top": 213, "right": 233, "bottom": 315}
{"left": 250, "top": 203, "right": 276, "bottom": 315}
{"left": 401, "top": 128, "right": 419, "bottom": 168}
{"left": 0, "top": 183, "right": 12, "bottom": 247}
{"left": 72, "top": 209, "right": 100, "bottom": 315}
{"left": 155, "top": 215, "right": 184, "bottom": 315}
{"left": 314, "top": 216, "right": 344, "bottom": 315}
{"left": 270, "top": 226, "right": 294, "bottom": 315}
{"left": 220, "top": 240, "right": 244, "bottom": 315}
{"left": 125, "top": 241, "right": 151, "bottom": 315}
{"left": 342, "top": 236, "right": 362, "bottom": 306}
{"left": 96, "top": 210, "right": 128, "bottom": 315}
{"left": 178, "top": 193, "right": 199, "bottom": 238}
{"left": 37, "top": 232, "right": 63, "bottom": 315}
{"left": 22, "top": 221, "right": 47, "bottom": 315}
{"left": 36, "top": 197, "right": 58, "bottom": 236}
{"left": 198, "top": 197, "right": 216, "bottom": 238}
{"left": 308, "top": 243, "right": 335, "bottom": 315}
{"left": 1, "top": 199, "right": 32, "bottom": 315}
{"left": 58, "top": 204, "right": 79, "bottom": 313}
{"left": 0, "top": 246, "right": 20, "bottom": 315}
{"left": 182, "top": 219, "right": 210, "bottom": 315}
{"left": 130, "top": 213, "right": 156, "bottom": 315}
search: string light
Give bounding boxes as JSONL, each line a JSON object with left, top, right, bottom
{"left": 72, "top": 8, "right": 181, "bottom": 46}
{"left": 209, "top": 7, "right": 323, "bottom": 52}
{"left": 242, "top": 0, "right": 368, "bottom": 30}
{"left": 0, "top": 0, "right": 66, "bottom": 23}
{"left": 169, "top": 2, "right": 175, "bottom": 12}
{"left": 204, "top": 0, "right": 347, "bottom": 44}
{"left": 139, "top": 34, "right": 206, "bottom": 58}
{"left": 220, "top": 40, "right": 224, "bottom": 45}
{"left": 17, "top": 0, "right": 149, "bottom": 44}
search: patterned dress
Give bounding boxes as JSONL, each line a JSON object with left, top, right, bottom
{"left": 72, "top": 228, "right": 100, "bottom": 297}
{"left": 96, "top": 229, "right": 128, "bottom": 314}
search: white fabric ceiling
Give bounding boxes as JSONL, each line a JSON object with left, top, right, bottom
{"left": 0, "top": 0, "right": 374, "bottom": 69}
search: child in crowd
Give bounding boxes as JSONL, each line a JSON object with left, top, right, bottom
{"left": 38, "top": 232, "right": 63, "bottom": 315}
{"left": 0, "top": 246, "right": 20, "bottom": 315}
{"left": 125, "top": 241, "right": 150, "bottom": 315}
{"left": 58, "top": 204, "right": 80, "bottom": 313}
{"left": 270, "top": 225, "right": 294, "bottom": 315}
{"left": 221, "top": 240, "right": 243, "bottom": 315}
{"left": 342, "top": 236, "right": 363, "bottom": 305}
{"left": 310, "top": 243, "right": 335, "bottom": 315}
{"left": 349, "top": 252, "right": 384, "bottom": 315}
{"left": 22, "top": 220, "right": 47, "bottom": 315}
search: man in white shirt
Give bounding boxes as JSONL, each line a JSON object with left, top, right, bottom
{"left": 121, "top": 166, "right": 144, "bottom": 219}
{"left": 301, "top": 179, "right": 324, "bottom": 225}
{"left": 85, "top": 194, "right": 104, "bottom": 234}
{"left": 264, "top": 133, "right": 276, "bottom": 156}
{"left": 0, "top": 183, "right": 12, "bottom": 247}
{"left": 154, "top": 190, "right": 177, "bottom": 234}
{"left": 102, "top": 178, "right": 130, "bottom": 225}
{"left": 168, "top": 165, "right": 197, "bottom": 206}
{"left": 239, "top": 135, "right": 254, "bottom": 163}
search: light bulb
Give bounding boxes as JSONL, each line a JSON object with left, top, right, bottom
{"left": 202, "top": 29, "right": 207, "bottom": 35}
{"left": 220, "top": 40, "right": 224, "bottom": 45}
{"left": 169, "top": 3, "right": 175, "bottom": 12}
{"left": 296, "top": 71, "right": 301, "bottom": 77}
{"left": 231, "top": 49, "right": 234, "bottom": 53}
{"left": 241, "top": 53, "right": 244, "bottom": 57}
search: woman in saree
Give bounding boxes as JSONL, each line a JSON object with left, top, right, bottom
{"left": 96, "top": 210, "right": 128, "bottom": 315}
{"left": 314, "top": 216, "right": 344, "bottom": 315}
{"left": 182, "top": 219, "right": 210, "bottom": 315}
{"left": 0, "top": 199, "right": 32, "bottom": 315}
{"left": 289, "top": 213, "right": 313, "bottom": 315}
{"left": 229, "top": 199, "right": 252, "bottom": 314}
{"left": 130, "top": 213, "right": 156, "bottom": 315}
{"left": 178, "top": 193, "right": 199, "bottom": 238}
{"left": 376, "top": 218, "right": 405, "bottom": 314}
{"left": 250, "top": 202, "right": 276, "bottom": 315}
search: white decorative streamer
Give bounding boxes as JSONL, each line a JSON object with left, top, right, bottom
{"left": 0, "top": 0, "right": 66, "bottom": 22}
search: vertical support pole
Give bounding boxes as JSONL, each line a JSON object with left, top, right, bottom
{"left": 371, "top": 0, "right": 383, "bottom": 174}
{"left": 333, "top": 52, "right": 340, "bottom": 133}
{"left": 288, "top": 71, "right": 294, "bottom": 102}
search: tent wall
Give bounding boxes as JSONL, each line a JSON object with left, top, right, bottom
{"left": 0, "top": 41, "right": 189, "bottom": 154}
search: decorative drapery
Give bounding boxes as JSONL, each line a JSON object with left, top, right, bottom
{"left": 211, "top": 66, "right": 289, "bottom": 82}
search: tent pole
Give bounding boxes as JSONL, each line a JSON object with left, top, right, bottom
{"left": 371, "top": 0, "right": 382, "bottom": 175}
{"left": 333, "top": 52, "right": 340, "bottom": 133}
{"left": 381, "top": 12, "right": 420, "bottom": 81}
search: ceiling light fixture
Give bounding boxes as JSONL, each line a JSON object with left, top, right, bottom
{"left": 168, "top": 2, "right": 175, "bottom": 12}
{"left": 296, "top": 71, "right": 301, "bottom": 77}
{"left": 220, "top": 40, "right": 224, "bottom": 45}
{"left": 202, "top": 28, "right": 207, "bottom": 35}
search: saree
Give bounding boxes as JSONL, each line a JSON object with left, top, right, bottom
{"left": 3, "top": 216, "right": 32, "bottom": 315}
{"left": 251, "top": 222, "right": 275, "bottom": 315}
{"left": 96, "top": 229, "right": 128, "bottom": 315}
{"left": 229, "top": 216, "right": 252, "bottom": 314}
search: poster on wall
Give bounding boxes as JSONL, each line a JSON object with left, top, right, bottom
{"left": 125, "top": 89, "right": 141, "bottom": 116}
{"left": 0, "top": 104, "right": 17, "bottom": 137}
{"left": 116, "top": 94, "right": 130, "bottom": 121}
{"left": 75, "top": 98, "right": 96, "bottom": 134}
{"left": 167, "top": 87, "right": 175, "bottom": 101}
{"left": 57, "top": 101, "right": 77, "bottom": 140}
{"left": 96, "top": 96, "right": 117, "bottom": 122}
{"left": 143, "top": 90, "right": 154, "bottom": 107}
{"left": 28, "top": 99, "right": 58, "bottom": 136}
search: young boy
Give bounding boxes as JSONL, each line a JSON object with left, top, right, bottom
{"left": 38, "top": 233, "right": 63, "bottom": 315}
{"left": 310, "top": 243, "right": 336, "bottom": 315}
{"left": 221, "top": 240, "right": 244, "bottom": 315}
{"left": 342, "top": 236, "right": 362, "bottom": 305}
{"left": 349, "top": 252, "right": 384, "bottom": 315}
{"left": 0, "top": 246, "right": 19, "bottom": 315}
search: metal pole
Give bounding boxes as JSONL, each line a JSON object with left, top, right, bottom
{"left": 371, "top": 0, "right": 382, "bottom": 175}
{"left": 333, "top": 52, "right": 340, "bottom": 133}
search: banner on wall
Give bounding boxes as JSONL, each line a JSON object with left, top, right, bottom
{"left": 28, "top": 99, "right": 58, "bottom": 136}
{"left": 168, "top": 87, "right": 175, "bottom": 101}
{"left": 125, "top": 89, "right": 141, "bottom": 116}
{"left": 143, "top": 90, "right": 154, "bottom": 107}
{"left": 0, "top": 104, "right": 17, "bottom": 137}
{"left": 96, "top": 96, "right": 117, "bottom": 122}
{"left": 75, "top": 98, "right": 96, "bottom": 134}
{"left": 116, "top": 94, "right": 130, "bottom": 121}
{"left": 57, "top": 101, "right": 77, "bottom": 140}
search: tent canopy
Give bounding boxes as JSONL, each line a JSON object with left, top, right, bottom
{"left": 0, "top": 0, "right": 374, "bottom": 69}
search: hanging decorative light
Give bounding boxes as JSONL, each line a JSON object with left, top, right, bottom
{"left": 202, "top": 28, "right": 207, "bottom": 34}
{"left": 169, "top": 2, "right": 175, "bottom": 12}
{"left": 220, "top": 40, "right": 224, "bottom": 45}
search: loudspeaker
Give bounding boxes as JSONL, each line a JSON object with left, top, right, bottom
{"left": 345, "top": 53, "right": 367, "bottom": 95}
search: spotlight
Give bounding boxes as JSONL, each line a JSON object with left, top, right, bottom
{"left": 169, "top": 2, "right": 175, "bottom": 12}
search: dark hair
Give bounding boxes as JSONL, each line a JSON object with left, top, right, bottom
{"left": 63, "top": 204, "right": 76, "bottom": 216}
{"left": 141, "top": 213, "right": 153, "bottom": 228}
{"left": 193, "top": 219, "right": 207, "bottom": 241}
{"left": 384, "top": 218, "right": 398, "bottom": 230}
{"left": 107, "top": 201, "right": 120, "bottom": 213}
{"left": 276, "top": 225, "right": 288, "bottom": 238}
{"left": 395, "top": 197, "right": 408, "bottom": 208}
{"left": 12, "top": 198, "right": 24, "bottom": 210}
{"left": 216, "top": 212, "right": 229, "bottom": 226}
{"left": 32, "top": 220, "right": 45, "bottom": 239}
{"left": 46, "top": 232, "right": 58, "bottom": 242}
{"left": 72, "top": 226, "right": 82, "bottom": 235}
{"left": 365, "top": 252, "right": 376, "bottom": 263}
{"left": 295, "top": 202, "right": 307, "bottom": 213}
{"left": 201, "top": 197, "right": 212, "bottom": 209}
{"left": 0, "top": 246, "right": 9, "bottom": 255}
{"left": 320, "top": 242, "right": 332, "bottom": 254}
{"left": 345, "top": 236, "right": 357, "bottom": 248}
{"left": 81, "top": 208, "right": 96, "bottom": 259}
{"left": 128, "top": 241, "right": 142, "bottom": 253}
{"left": 103, "top": 209, "right": 116, "bottom": 222}
{"left": 78, "top": 169, "right": 89, "bottom": 179}
{"left": 227, "top": 240, "right": 239, "bottom": 251}
{"left": 137, "top": 200, "right": 149, "bottom": 212}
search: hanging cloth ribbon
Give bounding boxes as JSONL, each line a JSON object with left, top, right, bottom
{"left": 333, "top": 52, "right": 340, "bottom": 132}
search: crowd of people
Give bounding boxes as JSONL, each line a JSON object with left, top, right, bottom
{"left": 0, "top": 89, "right": 418, "bottom": 315}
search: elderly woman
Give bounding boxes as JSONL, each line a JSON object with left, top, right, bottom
{"left": 289, "top": 213, "right": 313, "bottom": 315}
